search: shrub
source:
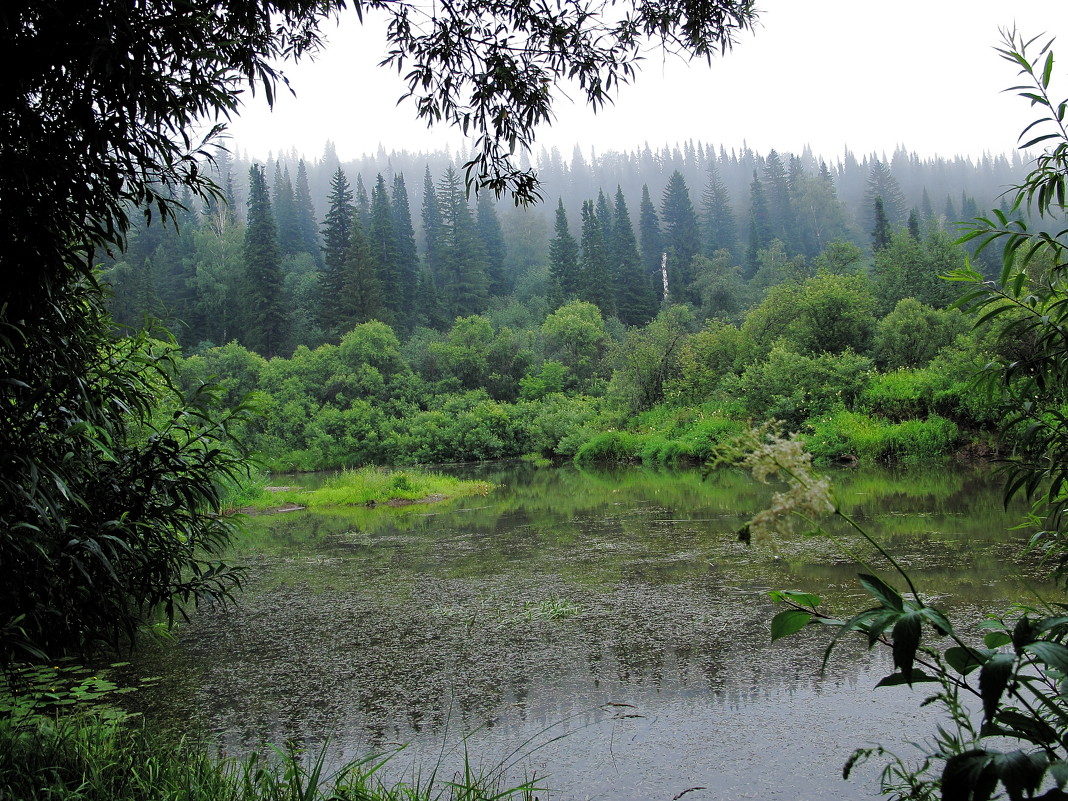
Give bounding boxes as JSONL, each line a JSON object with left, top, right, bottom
{"left": 520, "top": 393, "right": 602, "bottom": 457}
{"left": 733, "top": 343, "right": 872, "bottom": 428}
{"left": 807, "top": 410, "right": 959, "bottom": 464}
{"left": 573, "top": 431, "right": 642, "bottom": 464}
{"left": 859, "top": 368, "right": 942, "bottom": 421}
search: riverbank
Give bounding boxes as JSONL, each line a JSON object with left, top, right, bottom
{"left": 0, "top": 714, "right": 537, "bottom": 801}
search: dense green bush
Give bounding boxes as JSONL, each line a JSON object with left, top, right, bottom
{"left": 727, "top": 343, "right": 872, "bottom": 428}
{"left": 873, "top": 298, "right": 969, "bottom": 369}
{"left": 859, "top": 367, "right": 943, "bottom": 421}
{"left": 170, "top": 246, "right": 1004, "bottom": 474}
{"left": 519, "top": 393, "right": 603, "bottom": 457}
{"left": 573, "top": 431, "right": 642, "bottom": 464}
{"left": 807, "top": 410, "right": 959, "bottom": 464}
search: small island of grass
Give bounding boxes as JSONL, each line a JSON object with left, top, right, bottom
{"left": 236, "top": 466, "right": 494, "bottom": 513}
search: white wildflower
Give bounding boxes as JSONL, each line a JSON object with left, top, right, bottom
{"left": 736, "top": 427, "right": 837, "bottom": 543}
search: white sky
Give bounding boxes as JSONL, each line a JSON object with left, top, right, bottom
{"left": 226, "top": 0, "right": 1068, "bottom": 165}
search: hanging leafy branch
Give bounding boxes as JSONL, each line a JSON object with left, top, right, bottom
{"left": 379, "top": 0, "right": 756, "bottom": 202}
{"left": 950, "top": 29, "right": 1068, "bottom": 573}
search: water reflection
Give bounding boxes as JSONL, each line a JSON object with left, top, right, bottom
{"left": 129, "top": 462, "right": 1050, "bottom": 800}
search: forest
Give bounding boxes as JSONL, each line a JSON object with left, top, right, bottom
{"left": 9, "top": 1, "right": 1068, "bottom": 799}
{"left": 103, "top": 141, "right": 1028, "bottom": 471}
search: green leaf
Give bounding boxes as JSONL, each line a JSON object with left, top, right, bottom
{"left": 980, "top": 653, "right": 1016, "bottom": 724}
{"left": 946, "top": 646, "right": 992, "bottom": 676}
{"left": 1048, "top": 760, "right": 1068, "bottom": 789}
{"left": 857, "top": 573, "right": 903, "bottom": 612}
{"left": 1023, "top": 641, "right": 1068, "bottom": 674}
{"left": 874, "top": 669, "right": 936, "bottom": 687}
{"left": 892, "top": 610, "right": 922, "bottom": 675}
{"left": 996, "top": 709, "right": 1059, "bottom": 746}
{"left": 769, "top": 590, "right": 821, "bottom": 609}
{"left": 984, "top": 632, "right": 1013, "bottom": 649}
{"left": 770, "top": 609, "right": 812, "bottom": 642}
{"left": 1013, "top": 617, "right": 1037, "bottom": 651}
{"left": 866, "top": 608, "right": 902, "bottom": 647}
{"left": 1034, "top": 616, "right": 1068, "bottom": 636}
{"left": 994, "top": 749, "right": 1048, "bottom": 801}
{"left": 943, "top": 750, "right": 996, "bottom": 801}
{"left": 919, "top": 606, "right": 953, "bottom": 636}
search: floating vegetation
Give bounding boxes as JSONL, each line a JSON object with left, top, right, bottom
{"left": 241, "top": 466, "right": 494, "bottom": 512}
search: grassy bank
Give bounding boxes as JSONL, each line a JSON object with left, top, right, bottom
{"left": 0, "top": 714, "right": 538, "bottom": 801}
{"left": 236, "top": 466, "right": 494, "bottom": 512}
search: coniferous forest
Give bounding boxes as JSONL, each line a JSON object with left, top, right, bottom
{"left": 102, "top": 141, "right": 1026, "bottom": 470}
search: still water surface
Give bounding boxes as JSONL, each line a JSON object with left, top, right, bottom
{"left": 129, "top": 462, "right": 1053, "bottom": 800}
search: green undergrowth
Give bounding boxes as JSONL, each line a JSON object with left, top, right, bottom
{"left": 0, "top": 714, "right": 540, "bottom": 801}
{"left": 574, "top": 406, "right": 745, "bottom": 466}
{"left": 805, "top": 409, "right": 961, "bottom": 464}
{"left": 240, "top": 466, "right": 494, "bottom": 511}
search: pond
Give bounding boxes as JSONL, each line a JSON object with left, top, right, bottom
{"left": 126, "top": 461, "right": 1053, "bottom": 800}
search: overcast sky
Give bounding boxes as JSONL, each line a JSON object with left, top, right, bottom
{"left": 226, "top": 0, "right": 1067, "bottom": 165}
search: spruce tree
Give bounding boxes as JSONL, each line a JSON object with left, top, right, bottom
{"left": 342, "top": 211, "right": 383, "bottom": 329}
{"left": 549, "top": 198, "right": 581, "bottom": 303}
{"left": 579, "top": 199, "right": 615, "bottom": 317}
{"left": 241, "top": 164, "right": 288, "bottom": 357}
{"left": 660, "top": 171, "right": 700, "bottom": 304}
{"left": 790, "top": 160, "right": 853, "bottom": 259}
{"left": 272, "top": 161, "right": 301, "bottom": 259}
{"left": 762, "top": 150, "right": 795, "bottom": 250}
{"left": 368, "top": 173, "right": 399, "bottom": 325}
{"left": 294, "top": 160, "right": 320, "bottom": 265}
{"left": 476, "top": 192, "right": 508, "bottom": 296}
{"left": 639, "top": 184, "right": 663, "bottom": 298}
{"left": 785, "top": 155, "right": 818, "bottom": 258}
{"left": 391, "top": 173, "right": 420, "bottom": 330}
{"left": 319, "top": 166, "right": 354, "bottom": 335}
{"left": 920, "top": 187, "right": 935, "bottom": 221}
{"left": 943, "top": 194, "right": 958, "bottom": 222}
{"left": 421, "top": 165, "right": 445, "bottom": 281}
{"left": 414, "top": 264, "right": 447, "bottom": 330}
{"left": 153, "top": 186, "right": 199, "bottom": 339}
{"left": 907, "top": 208, "right": 922, "bottom": 240}
{"left": 612, "top": 186, "right": 656, "bottom": 325}
{"left": 355, "top": 173, "right": 371, "bottom": 229}
{"left": 745, "top": 171, "right": 771, "bottom": 279}
{"left": 701, "top": 160, "right": 737, "bottom": 258}
{"left": 595, "top": 189, "right": 614, "bottom": 257}
{"left": 872, "top": 195, "right": 892, "bottom": 251}
{"left": 865, "top": 159, "right": 907, "bottom": 225}
{"left": 438, "top": 165, "right": 488, "bottom": 317}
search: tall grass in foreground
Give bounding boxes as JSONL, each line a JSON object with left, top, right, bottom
{"left": 0, "top": 715, "right": 541, "bottom": 801}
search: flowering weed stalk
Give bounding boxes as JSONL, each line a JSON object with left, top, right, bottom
{"left": 714, "top": 425, "right": 1068, "bottom": 800}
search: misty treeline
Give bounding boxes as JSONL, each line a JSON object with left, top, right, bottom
{"left": 102, "top": 141, "right": 1027, "bottom": 469}
{"left": 105, "top": 141, "right": 1023, "bottom": 353}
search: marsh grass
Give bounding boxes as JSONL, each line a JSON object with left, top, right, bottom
{"left": 0, "top": 715, "right": 543, "bottom": 801}
{"left": 240, "top": 467, "right": 494, "bottom": 511}
{"left": 516, "top": 597, "right": 580, "bottom": 622}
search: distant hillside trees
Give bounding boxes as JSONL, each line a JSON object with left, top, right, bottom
{"left": 103, "top": 141, "right": 1029, "bottom": 359}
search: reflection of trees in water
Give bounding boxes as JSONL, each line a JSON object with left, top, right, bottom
{"left": 125, "top": 462, "right": 1034, "bottom": 777}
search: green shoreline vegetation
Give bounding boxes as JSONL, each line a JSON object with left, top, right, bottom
{"left": 173, "top": 293, "right": 993, "bottom": 475}
{"left": 233, "top": 466, "right": 495, "bottom": 512}
{"left": 0, "top": 716, "right": 538, "bottom": 801}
